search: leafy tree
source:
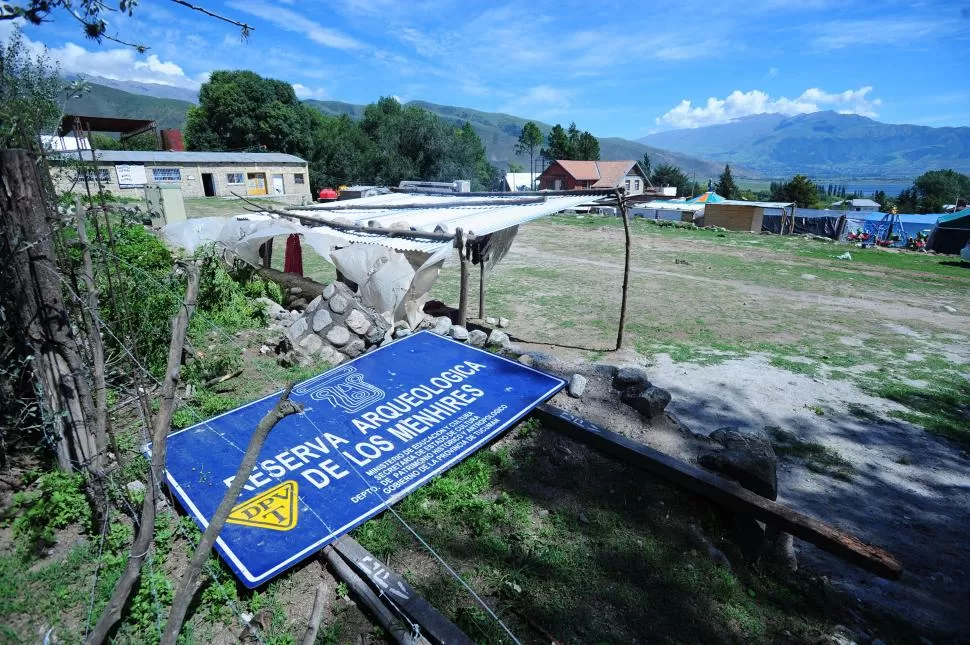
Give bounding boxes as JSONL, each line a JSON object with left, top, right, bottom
{"left": 185, "top": 71, "right": 314, "bottom": 158}
{"left": 899, "top": 169, "right": 970, "bottom": 213}
{"left": 306, "top": 113, "right": 375, "bottom": 190}
{"left": 0, "top": 27, "right": 60, "bottom": 150}
{"left": 650, "top": 163, "right": 691, "bottom": 197}
{"left": 507, "top": 161, "right": 524, "bottom": 173}
{"left": 90, "top": 131, "right": 157, "bottom": 151}
{"left": 640, "top": 152, "right": 652, "bottom": 178}
{"left": 715, "top": 164, "right": 739, "bottom": 200}
{"left": 544, "top": 124, "right": 571, "bottom": 160}
{"left": 514, "top": 121, "right": 543, "bottom": 182}
{"left": 770, "top": 174, "right": 817, "bottom": 207}
{"left": 575, "top": 131, "right": 600, "bottom": 161}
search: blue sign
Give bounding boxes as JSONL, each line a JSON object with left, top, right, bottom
{"left": 159, "top": 331, "right": 564, "bottom": 588}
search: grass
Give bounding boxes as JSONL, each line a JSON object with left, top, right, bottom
{"left": 767, "top": 428, "right": 855, "bottom": 481}
{"left": 874, "top": 378, "right": 970, "bottom": 444}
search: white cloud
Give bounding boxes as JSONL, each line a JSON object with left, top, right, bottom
{"left": 811, "top": 18, "right": 945, "bottom": 51}
{"left": 226, "top": 1, "right": 364, "bottom": 50}
{"left": 656, "top": 86, "right": 882, "bottom": 129}
{"left": 768, "top": 67, "right": 779, "bottom": 77}
{"left": 292, "top": 83, "right": 327, "bottom": 100}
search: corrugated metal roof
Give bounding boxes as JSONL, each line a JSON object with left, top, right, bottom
{"left": 714, "top": 199, "right": 796, "bottom": 208}
{"left": 52, "top": 150, "right": 307, "bottom": 164}
{"left": 630, "top": 201, "right": 704, "bottom": 212}
{"left": 287, "top": 192, "right": 604, "bottom": 238}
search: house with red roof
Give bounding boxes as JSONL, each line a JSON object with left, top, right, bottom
{"left": 537, "top": 160, "right": 651, "bottom": 195}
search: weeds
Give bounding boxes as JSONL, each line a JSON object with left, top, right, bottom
{"left": 8, "top": 470, "right": 91, "bottom": 554}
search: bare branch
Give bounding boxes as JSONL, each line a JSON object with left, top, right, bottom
{"left": 167, "top": 0, "right": 254, "bottom": 35}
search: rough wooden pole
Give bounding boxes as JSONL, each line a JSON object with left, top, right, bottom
{"left": 615, "top": 189, "right": 632, "bottom": 351}
{"left": 456, "top": 228, "right": 469, "bottom": 326}
{"left": 74, "top": 198, "right": 109, "bottom": 471}
{"left": 0, "top": 149, "right": 98, "bottom": 471}
{"left": 87, "top": 262, "right": 201, "bottom": 645}
{"left": 300, "top": 582, "right": 329, "bottom": 645}
{"left": 161, "top": 385, "right": 303, "bottom": 645}
{"left": 478, "top": 255, "right": 487, "bottom": 320}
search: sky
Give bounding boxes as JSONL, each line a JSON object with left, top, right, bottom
{"left": 4, "top": 0, "right": 970, "bottom": 138}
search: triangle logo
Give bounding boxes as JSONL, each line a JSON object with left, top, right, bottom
{"left": 226, "top": 480, "right": 299, "bottom": 531}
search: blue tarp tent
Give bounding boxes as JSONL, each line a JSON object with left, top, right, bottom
{"left": 842, "top": 212, "right": 941, "bottom": 246}
{"left": 927, "top": 208, "right": 970, "bottom": 254}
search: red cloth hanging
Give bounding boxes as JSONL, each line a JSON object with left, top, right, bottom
{"left": 283, "top": 234, "right": 303, "bottom": 276}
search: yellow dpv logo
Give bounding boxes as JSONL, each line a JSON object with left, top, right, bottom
{"left": 227, "top": 480, "right": 298, "bottom": 531}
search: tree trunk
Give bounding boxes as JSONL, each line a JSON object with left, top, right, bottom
{"left": 615, "top": 190, "right": 632, "bottom": 351}
{"left": 0, "top": 149, "right": 98, "bottom": 471}
{"left": 86, "top": 262, "right": 200, "bottom": 645}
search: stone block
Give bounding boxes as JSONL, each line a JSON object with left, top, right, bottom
{"left": 432, "top": 316, "right": 452, "bottom": 336}
{"left": 329, "top": 294, "right": 350, "bottom": 314}
{"left": 451, "top": 325, "right": 469, "bottom": 341}
{"left": 614, "top": 366, "right": 651, "bottom": 389}
{"left": 485, "top": 316, "right": 499, "bottom": 325}
{"left": 326, "top": 325, "right": 351, "bottom": 347}
{"left": 487, "top": 329, "right": 509, "bottom": 347}
{"left": 394, "top": 327, "right": 411, "bottom": 339}
{"left": 568, "top": 374, "right": 587, "bottom": 398}
{"left": 621, "top": 385, "right": 671, "bottom": 419}
{"left": 312, "top": 309, "right": 332, "bottom": 332}
{"left": 467, "top": 329, "right": 487, "bottom": 347}
{"left": 345, "top": 309, "right": 371, "bottom": 335}
{"left": 498, "top": 317, "right": 510, "bottom": 328}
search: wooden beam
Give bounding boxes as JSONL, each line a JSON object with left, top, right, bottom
{"left": 333, "top": 536, "right": 473, "bottom": 645}
{"left": 532, "top": 404, "right": 903, "bottom": 580}
{"left": 477, "top": 255, "right": 487, "bottom": 319}
{"left": 456, "top": 228, "right": 469, "bottom": 326}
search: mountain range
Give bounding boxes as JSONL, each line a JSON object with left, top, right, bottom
{"left": 63, "top": 79, "right": 729, "bottom": 177}
{"left": 641, "top": 111, "right": 970, "bottom": 178}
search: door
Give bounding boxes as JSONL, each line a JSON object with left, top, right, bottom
{"left": 271, "top": 173, "right": 285, "bottom": 195}
{"left": 201, "top": 173, "right": 215, "bottom": 197}
{"left": 246, "top": 172, "right": 267, "bottom": 195}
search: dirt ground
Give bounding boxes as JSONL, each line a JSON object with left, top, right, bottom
{"left": 426, "top": 217, "right": 970, "bottom": 638}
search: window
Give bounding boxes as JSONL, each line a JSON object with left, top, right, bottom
{"left": 634, "top": 179, "right": 641, "bottom": 191}
{"left": 294, "top": 173, "right": 305, "bottom": 185}
{"left": 82, "top": 168, "right": 111, "bottom": 183}
{"left": 625, "top": 179, "right": 631, "bottom": 191}
{"left": 226, "top": 172, "right": 244, "bottom": 185}
{"left": 152, "top": 167, "right": 181, "bottom": 182}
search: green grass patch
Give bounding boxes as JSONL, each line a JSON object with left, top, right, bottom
{"left": 874, "top": 377, "right": 970, "bottom": 444}
{"left": 767, "top": 428, "right": 854, "bottom": 480}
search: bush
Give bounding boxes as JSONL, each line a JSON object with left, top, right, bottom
{"left": 10, "top": 470, "right": 91, "bottom": 552}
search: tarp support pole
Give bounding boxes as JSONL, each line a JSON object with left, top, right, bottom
{"left": 616, "top": 188, "right": 631, "bottom": 351}
{"left": 456, "top": 228, "right": 469, "bottom": 326}
{"left": 478, "top": 256, "right": 487, "bottom": 319}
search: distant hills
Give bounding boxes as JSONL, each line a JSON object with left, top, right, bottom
{"left": 65, "top": 82, "right": 728, "bottom": 176}
{"left": 641, "top": 111, "right": 970, "bottom": 178}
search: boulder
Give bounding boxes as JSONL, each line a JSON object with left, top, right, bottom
{"left": 298, "top": 333, "right": 323, "bottom": 355}
{"left": 568, "top": 374, "right": 587, "bottom": 398}
{"left": 614, "top": 366, "right": 651, "bottom": 389}
{"left": 451, "top": 325, "right": 469, "bottom": 341}
{"left": 621, "top": 385, "right": 671, "bottom": 419}
{"left": 312, "top": 309, "right": 333, "bottom": 333}
{"left": 498, "top": 317, "right": 510, "bottom": 328}
{"left": 344, "top": 339, "right": 366, "bottom": 358}
{"left": 432, "top": 316, "right": 453, "bottom": 336}
{"left": 487, "top": 329, "right": 509, "bottom": 348}
{"left": 329, "top": 294, "right": 350, "bottom": 314}
{"left": 256, "top": 297, "right": 286, "bottom": 320}
{"left": 322, "top": 283, "right": 336, "bottom": 299}
{"left": 485, "top": 316, "right": 499, "bottom": 325}
{"left": 698, "top": 427, "right": 778, "bottom": 501}
{"left": 467, "top": 329, "right": 487, "bottom": 347}
{"left": 364, "top": 324, "right": 385, "bottom": 345}
{"left": 326, "top": 325, "right": 352, "bottom": 347}
{"left": 287, "top": 316, "right": 309, "bottom": 341}
{"left": 345, "top": 309, "right": 371, "bottom": 335}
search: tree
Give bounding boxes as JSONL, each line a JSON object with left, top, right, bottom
{"left": 715, "top": 164, "right": 739, "bottom": 200}
{"left": 90, "top": 132, "right": 157, "bottom": 151}
{"left": 185, "top": 70, "right": 314, "bottom": 158}
{"left": 650, "top": 163, "right": 691, "bottom": 197}
{"left": 507, "top": 161, "right": 524, "bottom": 172}
{"left": 901, "top": 169, "right": 970, "bottom": 213}
{"left": 770, "top": 174, "right": 818, "bottom": 207}
{"left": 544, "top": 124, "right": 571, "bottom": 160}
{"left": 1, "top": 0, "right": 253, "bottom": 52}
{"left": 514, "top": 121, "right": 543, "bottom": 185}
{"left": 575, "top": 131, "right": 600, "bottom": 161}
{"left": 0, "top": 27, "right": 60, "bottom": 151}
{"left": 641, "top": 152, "right": 652, "bottom": 178}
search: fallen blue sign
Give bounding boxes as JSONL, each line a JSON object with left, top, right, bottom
{"left": 158, "top": 331, "right": 564, "bottom": 588}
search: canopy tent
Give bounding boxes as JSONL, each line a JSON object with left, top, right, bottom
{"left": 926, "top": 208, "right": 970, "bottom": 254}
{"left": 842, "top": 212, "right": 941, "bottom": 247}
{"left": 686, "top": 191, "right": 725, "bottom": 204}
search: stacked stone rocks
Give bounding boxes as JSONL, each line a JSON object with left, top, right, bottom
{"left": 283, "top": 282, "right": 391, "bottom": 366}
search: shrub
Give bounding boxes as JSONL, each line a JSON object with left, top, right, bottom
{"left": 10, "top": 470, "right": 91, "bottom": 552}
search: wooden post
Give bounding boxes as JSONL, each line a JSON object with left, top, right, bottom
{"left": 615, "top": 189, "right": 632, "bottom": 351}
{"left": 478, "top": 254, "right": 487, "bottom": 319}
{"left": 456, "top": 228, "right": 469, "bottom": 326}
{"left": 0, "top": 149, "right": 98, "bottom": 471}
